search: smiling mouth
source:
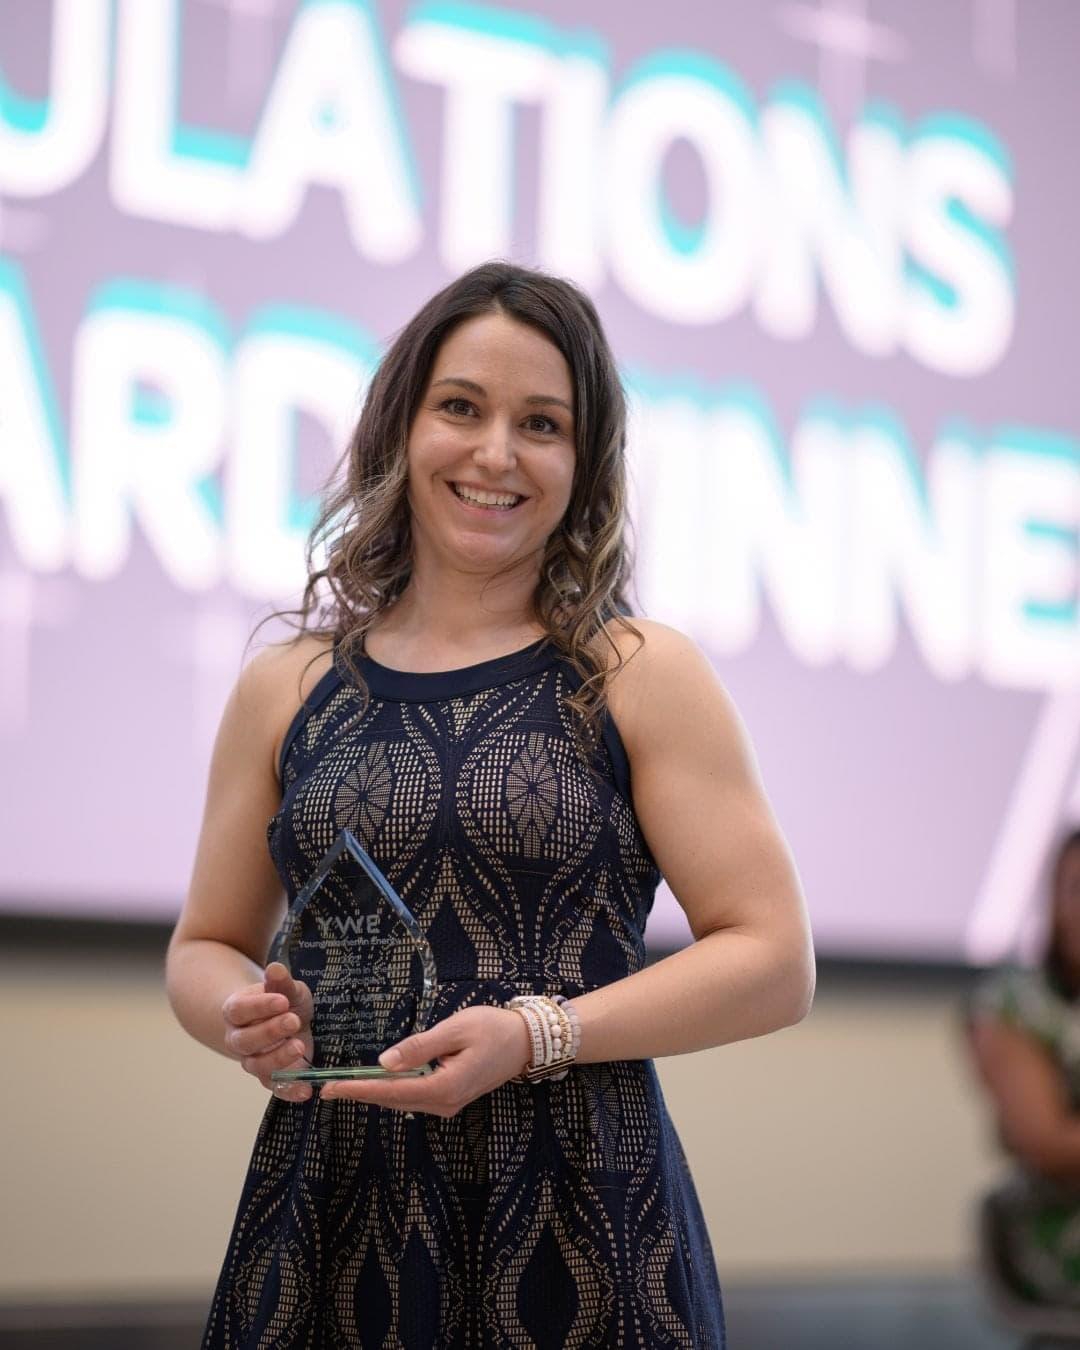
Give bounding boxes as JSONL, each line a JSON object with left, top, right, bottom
{"left": 449, "top": 482, "right": 526, "bottom": 511}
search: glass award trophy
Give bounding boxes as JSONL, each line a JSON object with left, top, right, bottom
{"left": 268, "top": 829, "right": 438, "bottom": 1084}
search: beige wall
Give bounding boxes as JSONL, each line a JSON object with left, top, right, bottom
{"left": 2, "top": 949, "right": 1002, "bottom": 1303}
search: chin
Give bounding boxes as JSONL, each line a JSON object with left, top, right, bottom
{"left": 444, "top": 537, "right": 531, "bottom": 571}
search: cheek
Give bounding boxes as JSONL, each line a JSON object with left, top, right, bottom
{"left": 408, "top": 423, "right": 460, "bottom": 474}
{"left": 548, "top": 451, "right": 577, "bottom": 500}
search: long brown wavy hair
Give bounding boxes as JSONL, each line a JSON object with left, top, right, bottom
{"left": 273, "top": 261, "right": 642, "bottom": 761}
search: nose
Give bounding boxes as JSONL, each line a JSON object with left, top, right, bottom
{"left": 471, "top": 418, "right": 517, "bottom": 474}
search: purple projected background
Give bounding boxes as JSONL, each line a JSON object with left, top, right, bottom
{"left": 1, "top": 0, "right": 1078, "bottom": 963}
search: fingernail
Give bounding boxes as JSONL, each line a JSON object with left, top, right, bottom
{"left": 379, "top": 1048, "right": 403, "bottom": 1070}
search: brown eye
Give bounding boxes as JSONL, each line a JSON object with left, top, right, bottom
{"left": 525, "top": 415, "right": 559, "bottom": 434}
{"left": 439, "top": 397, "right": 476, "bottom": 417}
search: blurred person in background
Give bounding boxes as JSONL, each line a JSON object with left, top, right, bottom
{"left": 969, "top": 826, "right": 1080, "bottom": 1310}
{"left": 166, "top": 261, "right": 814, "bottom": 1349}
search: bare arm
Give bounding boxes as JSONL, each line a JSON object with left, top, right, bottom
{"left": 969, "top": 1015, "right": 1080, "bottom": 1185}
{"left": 166, "top": 639, "right": 329, "bottom": 1069}
{"left": 569, "top": 620, "right": 815, "bottom": 1064}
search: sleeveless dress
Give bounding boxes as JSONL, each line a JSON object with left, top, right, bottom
{"left": 202, "top": 637, "right": 726, "bottom": 1349}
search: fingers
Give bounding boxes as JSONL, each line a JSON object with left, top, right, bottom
{"left": 243, "top": 1038, "right": 313, "bottom": 1102}
{"left": 223, "top": 988, "right": 290, "bottom": 1028}
{"left": 220, "top": 971, "right": 314, "bottom": 1101}
{"left": 321, "top": 1067, "right": 461, "bottom": 1116}
{"left": 321, "top": 1007, "right": 540, "bottom": 1114}
{"left": 322, "top": 1010, "right": 503, "bottom": 1113}
{"left": 323, "top": 1041, "right": 465, "bottom": 1115}
{"left": 264, "top": 963, "right": 314, "bottom": 1019}
{"left": 377, "top": 1020, "right": 466, "bottom": 1073}
{"left": 226, "top": 1009, "right": 305, "bottom": 1059}
{"left": 242, "top": 1037, "right": 309, "bottom": 1079}
{"left": 270, "top": 1079, "right": 313, "bottom": 1103}
{"left": 263, "top": 960, "right": 293, "bottom": 994}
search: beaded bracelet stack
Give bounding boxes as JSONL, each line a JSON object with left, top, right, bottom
{"left": 504, "top": 993, "right": 582, "bottom": 1083}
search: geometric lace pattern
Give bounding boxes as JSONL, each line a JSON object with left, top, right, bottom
{"left": 203, "top": 644, "right": 726, "bottom": 1347}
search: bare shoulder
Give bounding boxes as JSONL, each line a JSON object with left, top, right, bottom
{"left": 597, "top": 615, "right": 718, "bottom": 679}
{"left": 597, "top": 617, "right": 742, "bottom": 761}
{"left": 178, "top": 633, "right": 334, "bottom": 955}
{"left": 232, "top": 632, "right": 336, "bottom": 778}
{"left": 241, "top": 631, "right": 335, "bottom": 699}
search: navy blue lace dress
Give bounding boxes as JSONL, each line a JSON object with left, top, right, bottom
{"left": 202, "top": 637, "right": 726, "bottom": 1348}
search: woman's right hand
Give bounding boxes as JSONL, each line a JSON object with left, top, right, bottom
{"left": 222, "top": 960, "right": 314, "bottom": 1102}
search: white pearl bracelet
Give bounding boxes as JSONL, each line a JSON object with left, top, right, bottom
{"left": 505, "top": 993, "right": 580, "bottom": 1082}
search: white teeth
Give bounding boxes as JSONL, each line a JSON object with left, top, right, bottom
{"left": 452, "top": 483, "right": 522, "bottom": 509}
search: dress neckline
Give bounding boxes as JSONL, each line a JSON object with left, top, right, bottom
{"left": 339, "top": 635, "right": 561, "bottom": 702}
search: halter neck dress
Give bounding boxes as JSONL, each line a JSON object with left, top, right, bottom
{"left": 202, "top": 637, "right": 726, "bottom": 1348}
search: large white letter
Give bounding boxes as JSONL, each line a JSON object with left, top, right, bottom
{"left": 0, "top": 0, "right": 110, "bottom": 196}
{"left": 627, "top": 387, "right": 709, "bottom": 634}
{"left": 0, "top": 262, "right": 68, "bottom": 570}
{"left": 981, "top": 433, "right": 1080, "bottom": 687}
{"left": 705, "top": 397, "right": 845, "bottom": 663}
{"left": 228, "top": 311, "right": 372, "bottom": 599}
{"left": 606, "top": 56, "right": 761, "bottom": 324}
{"left": 536, "top": 42, "right": 609, "bottom": 289}
{"left": 111, "top": 0, "right": 244, "bottom": 229}
{"left": 71, "top": 285, "right": 227, "bottom": 589}
{"left": 629, "top": 381, "right": 843, "bottom": 662}
{"left": 844, "top": 417, "right": 980, "bottom": 678}
{"left": 240, "top": 0, "right": 421, "bottom": 261}
{"left": 755, "top": 91, "right": 905, "bottom": 357}
{"left": 396, "top": 5, "right": 553, "bottom": 270}
{"left": 903, "top": 117, "right": 1014, "bottom": 376}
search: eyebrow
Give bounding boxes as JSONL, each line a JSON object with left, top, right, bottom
{"left": 431, "top": 376, "right": 573, "bottom": 416}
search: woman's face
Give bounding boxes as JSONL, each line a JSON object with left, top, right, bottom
{"left": 1055, "top": 844, "right": 1080, "bottom": 973}
{"left": 405, "top": 311, "right": 577, "bottom": 581}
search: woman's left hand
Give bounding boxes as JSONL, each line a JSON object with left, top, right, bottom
{"left": 320, "top": 1005, "right": 532, "bottom": 1115}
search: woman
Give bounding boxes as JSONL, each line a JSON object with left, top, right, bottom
{"left": 969, "top": 827, "right": 1080, "bottom": 1308}
{"left": 167, "top": 261, "right": 815, "bottom": 1348}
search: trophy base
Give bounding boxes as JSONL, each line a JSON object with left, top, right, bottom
{"left": 271, "top": 1064, "right": 435, "bottom": 1083}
